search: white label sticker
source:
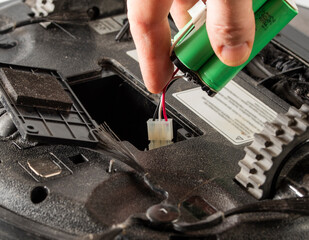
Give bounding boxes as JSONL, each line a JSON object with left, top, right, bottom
{"left": 127, "top": 49, "right": 139, "bottom": 62}
{"left": 295, "top": 0, "right": 309, "bottom": 8}
{"left": 112, "top": 14, "right": 128, "bottom": 26}
{"left": 89, "top": 15, "right": 125, "bottom": 35}
{"left": 173, "top": 81, "right": 277, "bottom": 145}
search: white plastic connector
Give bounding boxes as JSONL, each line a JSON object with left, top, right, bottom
{"left": 29, "top": 0, "right": 55, "bottom": 28}
{"left": 147, "top": 119, "right": 173, "bottom": 150}
{"left": 187, "top": 0, "right": 207, "bottom": 30}
{"left": 31, "top": 0, "right": 55, "bottom": 17}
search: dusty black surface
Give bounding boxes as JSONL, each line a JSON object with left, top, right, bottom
{"left": 0, "top": 1, "right": 307, "bottom": 240}
{"left": 86, "top": 172, "right": 163, "bottom": 225}
{"left": 0, "top": 68, "right": 72, "bottom": 111}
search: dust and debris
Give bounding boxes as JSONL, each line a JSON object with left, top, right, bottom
{"left": 0, "top": 68, "right": 73, "bottom": 111}
{"left": 245, "top": 43, "right": 309, "bottom": 108}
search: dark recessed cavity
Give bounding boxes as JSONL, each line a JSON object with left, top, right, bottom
{"left": 71, "top": 72, "right": 202, "bottom": 150}
{"left": 244, "top": 42, "right": 309, "bottom": 109}
{"left": 182, "top": 195, "right": 217, "bottom": 220}
{"left": 31, "top": 186, "right": 49, "bottom": 204}
{"left": 69, "top": 154, "right": 88, "bottom": 165}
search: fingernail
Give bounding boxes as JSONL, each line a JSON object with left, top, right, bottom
{"left": 220, "top": 43, "right": 251, "bottom": 67}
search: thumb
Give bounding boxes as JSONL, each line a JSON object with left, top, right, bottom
{"left": 206, "top": 0, "right": 255, "bottom": 67}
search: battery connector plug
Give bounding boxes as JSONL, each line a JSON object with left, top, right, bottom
{"left": 147, "top": 119, "right": 173, "bottom": 150}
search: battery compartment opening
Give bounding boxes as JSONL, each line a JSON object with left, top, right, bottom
{"left": 70, "top": 71, "right": 202, "bottom": 151}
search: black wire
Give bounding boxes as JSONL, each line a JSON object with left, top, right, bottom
{"left": 173, "top": 197, "right": 309, "bottom": 232}
{"left": 224, "top": 197, "right": 309, "bottom": 217}
{"left": 258, "top": 66, "right": 305, "bottom": 87}
{"left": 165, "top": 78, "right": 179, "bottom": 92}
{"left": 15, "top": 18, "right": 47, "bottom": 28}
{"left": 0, "top": 24, "right": 14, "bottom": 35}
{"left": 247, "top": 57, "right": 273, "bottom": 78}
{"left": 0, "top": 18, "right": 47, "bottom": 34}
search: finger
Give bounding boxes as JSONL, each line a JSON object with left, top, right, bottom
{"left": 170, "top": 0, "right": 199, "bottom": 29}
{"left": 127, "top": 0, "right": 174, "bottom": 93}
{"left": 206, "top": 0, "right": 255, "bottom": 66}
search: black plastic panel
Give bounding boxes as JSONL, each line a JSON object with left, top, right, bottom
{"left": 0, "top": 63, "right": 98, "bottom": 147}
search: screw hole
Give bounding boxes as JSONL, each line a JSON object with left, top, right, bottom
{"left": 256, "top": 154, "right": 263, "bottom": 160}
{"left": 26, "top": 125, "right": 39, "bottom": 134}
{"left": 31, "top": 186, "right": 48, "bottom": 204}
{"left": 185, "top": 133, "right": 192, "bottom": 138}
{"left": 87, "top": 6, "right": 100, "bottom": 20}
{"left": 265, "top": 141, "right": 272, "bottom": 147}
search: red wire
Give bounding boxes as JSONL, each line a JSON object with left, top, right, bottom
{"left": 162, "top": 68, "right": 179, "bottom": 121}
{"left": 162, "top": 90, "right": 168, "bottom": 121}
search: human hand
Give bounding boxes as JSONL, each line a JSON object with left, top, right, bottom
{"left": 127, "top": 0, "right": 255, "bottom": 93}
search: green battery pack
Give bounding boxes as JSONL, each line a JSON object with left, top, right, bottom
{"left": 172, "top": 0, "right": 298, "bottom": 96}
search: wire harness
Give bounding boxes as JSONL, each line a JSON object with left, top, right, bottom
{"left": 147, "top": 68, "right": 180, "bottom": 150}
